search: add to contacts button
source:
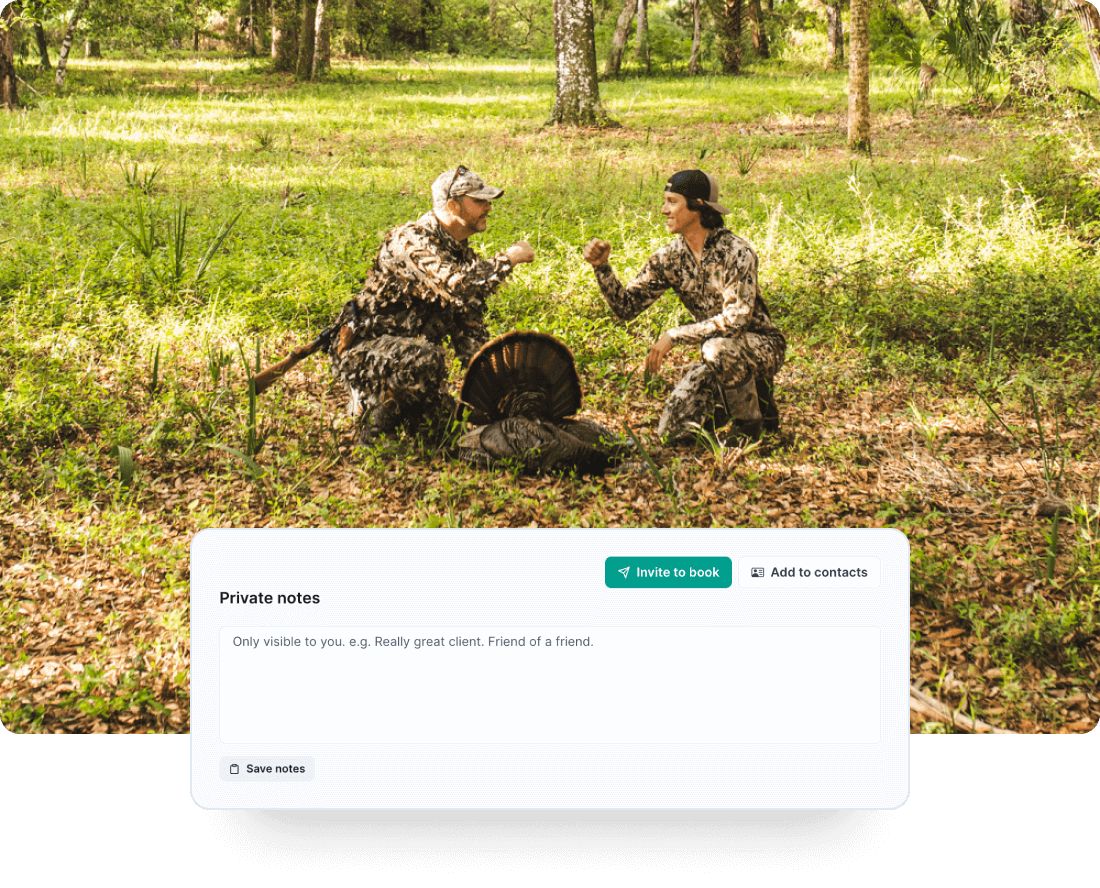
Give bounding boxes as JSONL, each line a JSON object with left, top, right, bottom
{"left": 605, "top": 557, "right": 732, "bottom": 588}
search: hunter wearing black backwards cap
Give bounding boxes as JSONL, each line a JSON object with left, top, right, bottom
{"left": 583, "top": 169, "right": 785, "bottom": 443}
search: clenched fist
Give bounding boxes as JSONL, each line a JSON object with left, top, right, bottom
{"left": 583, "top": 239, "right": 612, "bottom": 268}
{"left": 506, "top": 240, "right": 535, "bottom": 265}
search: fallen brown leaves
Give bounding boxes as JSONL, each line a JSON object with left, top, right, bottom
{"left": 2, "top": 346, "right": 1097, "bottom": 735}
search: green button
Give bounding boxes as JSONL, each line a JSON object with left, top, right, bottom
{"left": 605, "top": 557, "right": 733, "bottom": 588}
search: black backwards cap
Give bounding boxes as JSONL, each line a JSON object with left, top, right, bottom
{"left": 665, "top": 170, "right": 730, "bottom": 215}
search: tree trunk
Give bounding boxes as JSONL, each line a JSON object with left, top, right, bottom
{"left": 311, "top": 0, "right": 330, "bottom": 79}
{"left": 847, "top": 0, "right": 871, "bottom": 153}
{"left": 271, "top": 0, "right": 298, "bottom": 73}
{"left": 248, "top": 0, "right": 256, "bottom": 56}
{"left": 343, "top": 0, "right": 357, "bottom": 54}
{"left": 719, "top": 0, "right": 743, "bottom": 75}
{"left": 34, "top": 22, "right": 52, "bottom": 69}
{"left": 1010, "top": 0, "right": 1045, "bottom": 37}
{"left": 84, "top": 39, "right": 101, "bottom": 58}
{"left": 296, "top": 0, "right": 317, "bottom": 80}
{"left": 550, "top": 0, "right": 610, "bottom": 126}
{"left": 689, "top": 0, "right": 702, "bottom": 74}
{"left": 1070, "top": 0, "right": 1100, "bottom": 93}
{"left": 604, "top": 0, "right": 635, "bottom": 77}
{"left": 916, "top": 0, "right": 938, "bottom": 19}
{"left": 826, "top": 1, "right": 843, "bottom": 68}
{"left": 747, "top": 0, "right": 769, "bottom": 59}
{"left": 55, "top": 0, "right": 90, "bottom": 88}
{"left": 1, "top": 6, "right": 17, "bottom": 110}
{"left": 635, "top": 0, "right": 649, "bottom": 73}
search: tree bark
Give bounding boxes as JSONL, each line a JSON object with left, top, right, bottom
{"left": 719, "top": 0, "right": 743, "bottom": 75}
{"left": 84, "top": 39, "right": 100, "bottom": 58}
{"left": 635, "top": 0, "right": 649, "bottom": 73}
{"left": 1, "top": 6, "right": 17, "bottom": 110}
{"left": 916, "top": 0, "right": 938, "bottom": 19}
{"left": 689, "top": 0, "right": 702, "bottom": 74}
{"left": 34, "top": 21, "right": 51, "bottom": 69}
{"left": 296, "top": 1, "right": 317, "bottom": 80}
{"left": 311, "top": 0, "right": 330, "bottom": 79}
{"left": 604, "top": 0, "right": 635, "bottom": 77}
{"left": 747, "top": 0, "right": 769, "bottom": 59}
{"left": 343, "top": 0, "right": 358, "bottom": 54}
{"left": 1010, "top": 0, "right": 1046, "bottom": 37}
{"left": 271, "top": 0, "right": 298, "bottom": 73}
{"left": 847, "top": 0, "right": 871, "bottom": 153}
{"left": 55, "top": 0, "right": 90, "bottom": 88}
{"left": 1070, "top": 0, "right": 1100, "bottom": 93}
{"left": 826, "top": 1, "right": 843, "bottom": 68}
{"left": 550, "top": 0, "right": 610, "bottom": 126}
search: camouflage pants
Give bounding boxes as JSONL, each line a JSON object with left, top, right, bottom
{"left": 330, "top": 334, "right": 450, "bottom": 437}
{"left": 657, "top": 333, "right": 785, "bottom": 443}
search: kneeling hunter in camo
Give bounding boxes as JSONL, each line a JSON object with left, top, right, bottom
{"left": 254, "top": 166, "right": 535, "bottom": 442}
{"left": 583, "top": 169, "right": 786, "bottom": 444}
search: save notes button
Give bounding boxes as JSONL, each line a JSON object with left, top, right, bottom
{"left": 220, "top": 757, "right": 314, "bottom": 781}
{"left": 605, "top": 557, "right": 732, "bottom": 588}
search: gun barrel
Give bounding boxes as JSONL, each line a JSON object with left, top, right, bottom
{"left": 252, "top": 336, "right": 326, "bottom": 396}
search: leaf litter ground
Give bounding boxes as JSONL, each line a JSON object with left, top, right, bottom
{"left": 2, "top": 343, "right": 1097, "bottom": 734}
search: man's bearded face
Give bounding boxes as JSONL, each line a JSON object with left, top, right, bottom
{"left": 451, "top": 196, "right": 492, "bottom": 234}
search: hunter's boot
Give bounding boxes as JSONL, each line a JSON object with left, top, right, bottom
{"left": 756, "top": 375, "right": 780, "bottom": 433}
{"left": 722, "top": 376, "right": 763, "bottom": 442}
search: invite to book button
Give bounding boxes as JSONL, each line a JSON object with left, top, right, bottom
{"left": 605, "top": 557, "right": 732, "bottom": 588}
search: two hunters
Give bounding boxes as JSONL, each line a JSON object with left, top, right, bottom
{"left": 257, "top": 165, "right": 785, "bottom": 463}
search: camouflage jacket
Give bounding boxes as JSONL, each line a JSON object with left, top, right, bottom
{"left": 334, "top": 212, "right": 515, "bottom": 366}
{"left": 594, "top": 228, "right": 783, "bottom": 347}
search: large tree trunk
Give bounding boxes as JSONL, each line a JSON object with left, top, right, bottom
{"left": 689, "top": 0, "right": 702, "bottom": 74}
{"left": 296, "top": 0, "right": 317, "bottom": 80}
{"left": 55, "top": 0, "right": 90, "bottom": 88}
{"left": 271, "top": 0, "right": 298, "bottom": 73}
{"left": 747, "top": 0, "right": 769, "bottom": 59}
{"left": 550, "top": 0, "right": 610, "bottom": 126}
{"left": 311, "top": 0, "right": 330, "bottom": 79}
{"left": 604, "top": 0, "right": 635, "bottom": 77}
{"left": 1070, "top": 0, "right": 1100, "bottom": 92}
{"left": 847, "top": 0, "right": 870, "bottom": 153}
{"left": 34, "top": 22, "right": 52, "bottom": 69}
{"left": 1, "top": 6, "right": 17, "bottom": 110}
{"left": 826, "top": 1, "right": 843, "bottom": 68}
{"left": 719, "top": 0, "right": 743, "bottom": 75}
{"left": 635, "top": 0, "right": 649, "bottom": 73}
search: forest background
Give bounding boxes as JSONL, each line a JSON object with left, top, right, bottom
{"left": 1, "top": 0, "right": 1099, "bottom": 736}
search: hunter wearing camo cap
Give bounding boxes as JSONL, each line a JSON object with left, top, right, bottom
{"left": 328, "top": 166, "right": 534, "bottom": 443}
{"left": 583, "top": 169, "right": 786, "bottom": 443}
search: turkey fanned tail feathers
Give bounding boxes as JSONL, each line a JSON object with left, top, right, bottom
{"left": 457, "top": 332, "right": 620, "bottom": 475}
{"left": 461, "top": 331, "right": 582, "bottom": 423}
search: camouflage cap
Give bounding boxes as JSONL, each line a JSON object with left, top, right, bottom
{"left": 431, "top": 166, "right": 505, "bottom": 210}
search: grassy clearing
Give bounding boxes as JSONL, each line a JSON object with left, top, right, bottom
{"left": 1, "top": 55, "right": 1098, "bottom": 733}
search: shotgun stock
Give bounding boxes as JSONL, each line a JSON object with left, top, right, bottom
{"left": 252, "top": 323, "right": 339, "bottom": 396}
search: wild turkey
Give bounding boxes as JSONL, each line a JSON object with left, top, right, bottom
{"left": 457, "top": 331, "right": 622, "bottom": 474}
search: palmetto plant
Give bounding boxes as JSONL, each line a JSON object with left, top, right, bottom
{"left": 933, "top": 0, "right": 1006, "bottom": 100}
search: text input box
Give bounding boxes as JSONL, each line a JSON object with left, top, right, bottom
{"left": 220, "top": 626, "right": 880, "bottom": 745}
